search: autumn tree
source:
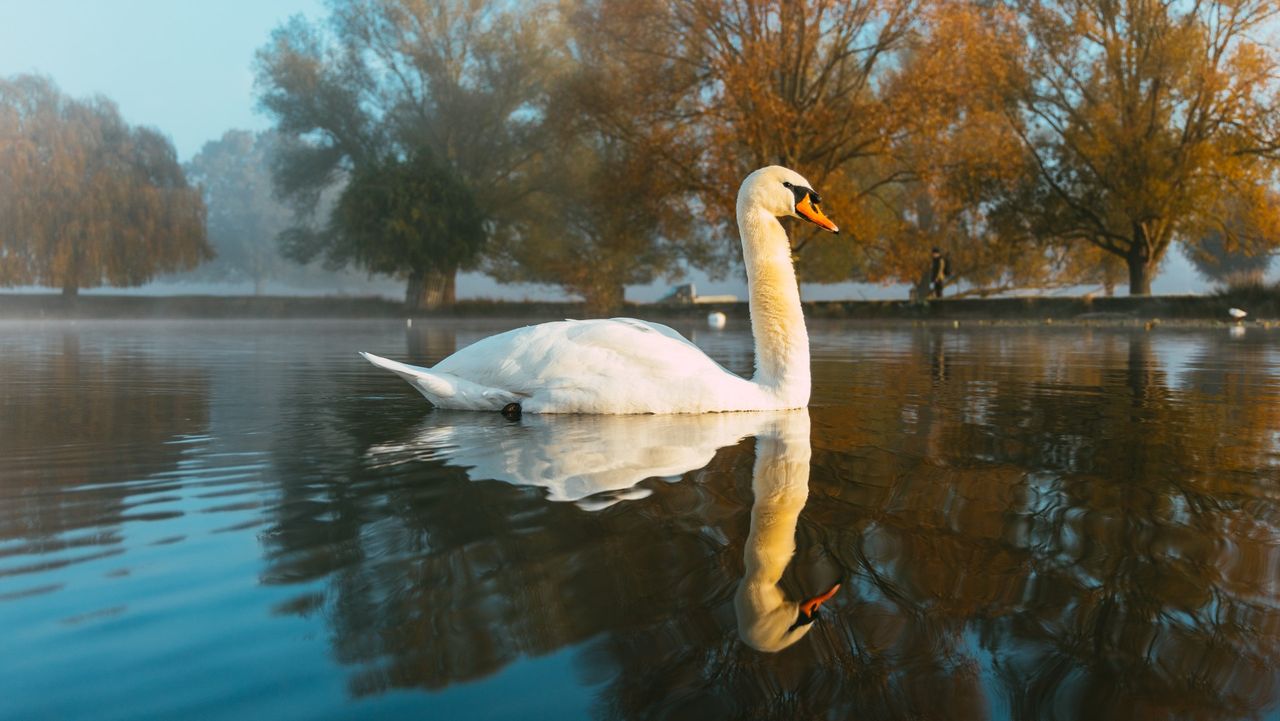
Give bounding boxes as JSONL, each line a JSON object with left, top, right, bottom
{"left": 885, "top": 3, "right": 1066, "bottom": 296}
{"left": 995, "top": 0, "right": 1280, "bottom": 295}
{"left": 255, "top": 0, "right": 563, "bottom": 309}
{"left": 477, "top": 3, "right": 713, "bottom": 313}
{"left": 0, "top": 75, "right": 208, "bottom": 296}
{"left": 487, "top": 134, "right": 699, "bottom": 313}
{"left": 572, "top": 0, "right": 921, "bottom": 283}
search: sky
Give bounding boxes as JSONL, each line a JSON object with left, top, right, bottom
{"left": 0, "top": 0, "right": 325, "bottom": 161}
{"left": 0, "top": 0, "right": 1240, "bottom": 300}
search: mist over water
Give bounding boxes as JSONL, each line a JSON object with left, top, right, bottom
{"left": 2, "top": 319, "right": 1278, "bottom": 719}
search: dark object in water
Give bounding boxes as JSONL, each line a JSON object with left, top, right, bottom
{"left": 501, "top": 402, "right": 522, "bottom": 420}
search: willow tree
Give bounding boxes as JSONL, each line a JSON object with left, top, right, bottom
{"left": 255, "top": 0, "right": 563, "bottom": 309}
{"left": 999, "top": 0, "right": 1280, "bottom": 295}
{"left": 0, "top": 75, "right": 208, "bottom": 296}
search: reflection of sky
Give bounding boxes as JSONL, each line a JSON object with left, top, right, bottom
{"left": 1149, "top": 335, "right": 1210, "bottom": 390}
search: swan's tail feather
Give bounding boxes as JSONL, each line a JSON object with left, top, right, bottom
{"left": 360, "top": 352, "right": 456, "bottom": 399}
{"left": 359, "top": 352, "right": 519, "bottom": 411}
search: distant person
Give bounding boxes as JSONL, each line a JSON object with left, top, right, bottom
{"left": 929, "top": 247, "right": 950, "bottom": 299}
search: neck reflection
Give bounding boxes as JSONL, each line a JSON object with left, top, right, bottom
{"left": 734, "top": 411, "right": 838, "bottom": 652}
{"left": 367, "top": 408, "right": 832, "bottom": 652}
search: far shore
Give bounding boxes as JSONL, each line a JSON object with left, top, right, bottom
{"left": 1, "top": 290, "right": 1277, "bottom": 325}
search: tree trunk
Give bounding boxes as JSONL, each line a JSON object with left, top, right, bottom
{"left": 61, "top": 278, "right": 79, "bottom": 298}
{"left": 405, "top": 268, "right": 456, "bottom": 311}
{"left": 583, "top": 282, "right": 625, "bottom": 317}
{"left": 1127, "top": 227, "right": 1153, "bottom": 296}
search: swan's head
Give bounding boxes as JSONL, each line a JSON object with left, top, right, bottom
{"left": 737, "top": 581, "right": 842, "bottom": 653}
{"left": 739, "top": 166, "right": 839, "bottom": 234}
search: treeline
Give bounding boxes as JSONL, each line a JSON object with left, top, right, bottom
{"left": 0, "top": 76, "right": 209, "bottom": 295}
{"left": 3, "top": 0, "right": 1280, "bottom": 309}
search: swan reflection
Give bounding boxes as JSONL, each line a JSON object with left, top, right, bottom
{"left": 734, "top": 411, "right": 840, "bottom": 652}
{"left": 369, "top": 411, "right": 775, "bottom": 509}
{"left": 367, "top": 409, "right": 836, "bottom": 651}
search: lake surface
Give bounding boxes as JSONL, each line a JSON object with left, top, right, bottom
{"left": 2, "top": 318, "right": 1279, "bottom": 720}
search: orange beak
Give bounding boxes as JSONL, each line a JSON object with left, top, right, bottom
{"left": 795, "top": 194, "right": 839, "bottom": 234}
{"left": 799, "top": 583, "right": 841, "bottom": 616}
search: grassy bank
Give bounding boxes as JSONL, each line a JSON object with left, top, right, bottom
{"left": 1, "top": 288, "right": 1277, "bottom": 322}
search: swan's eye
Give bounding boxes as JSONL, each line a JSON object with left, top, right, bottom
{"left": 782, "top": 181, "right": 793, "bottom": 188}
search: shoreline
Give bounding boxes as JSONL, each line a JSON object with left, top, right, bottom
{"left": 0, "top": 291, "right": 1276, "bottom": 324}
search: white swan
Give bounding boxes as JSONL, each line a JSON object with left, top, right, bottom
{"left": 360, "top": 166, "right": 839, "bottom": 414}
{"left": 734, "top": 410, "right": 840, "bottom": 652}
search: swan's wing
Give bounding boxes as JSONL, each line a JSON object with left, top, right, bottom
{"left": 433, "top": 318, "right": 756, "bottom": 413}
{"left": 557, "top": 318, "right": 718, "bottom": 370}
{"left": 606, "top": 317, "right": 699, "bottom": 348}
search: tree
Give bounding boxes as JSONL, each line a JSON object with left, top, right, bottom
{"left": 571, "top": 0, "right": 921, "bottom": 283}
{"left": 329, "top": 151, "right": 486, "bottom": 309}
{"left": 184, "top": 130, "right": 293, "bottom": 295}
{"left": 0, "top": 75, "right": 208, "bottom": 296}
{"left": 1183, "top": 195, "right": 1278, "bottom": 288}
{"left": 477, "top": 4, "right": 713, "bottom": 314}
{"left": 488, "top": 134, "right": 698, "bottom": 313}
{"left": 997, "top": 0, "right": 1280, "bottom": 295}
{"left": 255, "top": 0, "right": 563, "bottom": 309}
{"left": 1185, "top": 235, "right": 1275, "bottom": 289}
{"left": 881, "top": 2, "right": 1077, "bottom": 296}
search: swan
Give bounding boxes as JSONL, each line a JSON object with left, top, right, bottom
{"left": 360, "top": 166, "right": 839, "bottom": 414}
{"left": 734, "top": 410, "right": 840, "bottom": 652}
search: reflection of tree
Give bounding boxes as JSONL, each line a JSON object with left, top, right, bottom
{"left": 264, "top": 326, "right": 1280, "bottom": 719}
{"left": 404, "top": 324, "right": 457, "bottom": 367}
{"left": 816, "top": 328, "right": 1280, "bottom": 720}
{"left": 0, "top": 332, "right": 209, "bottom": 545}
{"left": 263, "top": 362, "right": 763, "bottom": 694}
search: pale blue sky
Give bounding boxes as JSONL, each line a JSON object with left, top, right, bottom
{"left": 0, "top": 0, "right": 1228, "bottom": 298}
{"left": 0, "top": 0, "right": 325, "bottom": 161}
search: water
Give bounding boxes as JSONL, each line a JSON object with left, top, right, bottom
{"left": 2, "top": 319, "right": 1278, "bottom": 720}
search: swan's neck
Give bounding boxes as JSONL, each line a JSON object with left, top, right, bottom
{"left": 742, "top": 430, "right": 811, "bottom": 588}
{"left": 739, "top": 208, "right": 810, "bottom": 402}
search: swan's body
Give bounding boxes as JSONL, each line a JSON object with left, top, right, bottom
{"left": 361, "top": 166, "right": 838, "bottom": 414}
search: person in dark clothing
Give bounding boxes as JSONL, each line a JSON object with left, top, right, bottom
{"left": 929, "top": 247, "right": 949, "bottom": 299}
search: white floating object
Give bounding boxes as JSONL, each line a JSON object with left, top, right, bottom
{"left": 706, "top": 311, "right": 727, "bottom": 329}
{"left": 1228, "top": 308, "right": 1247, "bottom": 320}
{"left": 406, "top": 318, "right": 413, "bottom": 327}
